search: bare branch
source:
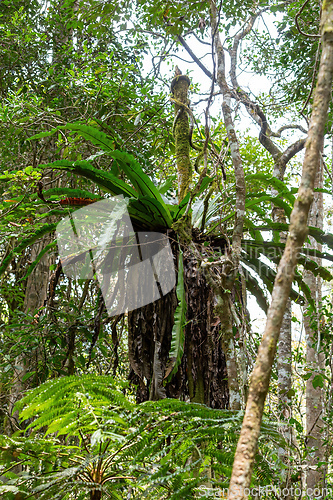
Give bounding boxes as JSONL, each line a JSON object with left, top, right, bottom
{"left": 187, "top": 30, "right": 212, "bottom": 46}
{"left": 211, "top": 0, "right": 245, "bottom": 271}
{"left": 177, "top": 35, "right": 213, "bottom": 80}
{"left": 210, "top": 1, "right": 227, "bottom": 90}
{"left": 301, "top": 39, "right": 322, "bottom": 115}
{"left": 229, "top": 11, "right": 262, "bottom": 88}
{"left": 321, "top": 151, "right": 333, "bottom": 181}
{"left": 270, "top": 124, "right": 308, "bottom": 137}
{"left": 280, "top": 138, "right": 307, "bottom": 174}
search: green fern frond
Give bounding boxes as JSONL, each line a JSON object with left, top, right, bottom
{"left": 4, "top": 376, "right": 287, "bottom": 499}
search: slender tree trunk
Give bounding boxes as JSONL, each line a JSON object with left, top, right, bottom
{"left": 305, "top": 164, "right": 326, "bottom": 492}
{"left": 228, "top": 3, "right": 333, "bottom": 497}
{"left": 215, "top": 294, "right": 241, "bottom": 410}
{"left": 277, "top": 299, "right": 293, "bottom": 496}
{"left": 278, "top": 301, "right": 292, "bottom": 418}
{"left": 274, "top": 204, "right": 293, "bottom": 493}
{"left": 209, "top": 1, "right": 247, "bottom": 409}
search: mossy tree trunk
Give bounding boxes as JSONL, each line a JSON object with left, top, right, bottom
{"left": 171, "top": 73, "right": 192, "bottom": 202}
{"left": 128, "top": 72, "right": 229, "bottom": 408}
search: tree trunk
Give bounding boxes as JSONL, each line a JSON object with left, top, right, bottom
{"left": 215, "top": 293, "right": 241, "bottom": 410}
{"left": 127, "top": 71, "right": 230, "bottom": 408}
{"left": 128, "top": 239, "right": 229, "bottom": 408}
{"left": 274, "top": 205, "right": 293, "bottom": 493}
{"left": 171, "top": 72, "right": 192, "bottom": 202}
{"left": 90, "top": 490, "right": 102, "bottom": 500}
{"left": 209, "top": 0, "right": 247, "bottom": 410}
{"left": 228, "top": 3, "right": 333, "bottom": 496}
{"left": 305, "top": 164, "right": 326, "bottom": 492}
{"left": 5, "top": 236, "right": 53, "bottom": 435}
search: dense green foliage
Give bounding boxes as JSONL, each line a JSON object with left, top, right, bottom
{"left": 1, "top": 0, "right": 333, "bottom": 498}
{"left": 0, "top": 375, "right": 284, "bottom": 499}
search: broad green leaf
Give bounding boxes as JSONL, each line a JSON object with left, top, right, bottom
{"left": 312, "top": 374, "right": 324, "bottom": 389}
{"left": 43, "top": 187, "right": 101, "bottom": 201}
{"left": 244, "top": 271, "right": 268, "bottom": 312}
{"left": 245, "top": 195, "right": 292, "bottom": 218}
{"left": 158, "top": 175, "right": 177, "bottom": 194}
{"left": 241, "top": 252, "right": 305, "bottom": 305}
{"left": 243, "top": 217, "right": 264, "bottom": 243}
{"left": 245, "top": 173, "right": 295, "bottom": 204}
{"left": 128, "top": 197, "right": 172, "bottom": 229}
{"left": 39, "top": 159, "right": 137, "bottom": 198}
{"left": 109, "top": 149, "right": 169, "bottom": 205}
{"left": 255, "top": 223, "right": 333, "bottom": 250}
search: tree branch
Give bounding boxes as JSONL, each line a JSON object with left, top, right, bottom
{"left": 177, "top": 35, "right": 214, "bottom": 80}
{"left": 229, "top": 11, "right": 262, "bottom": 88}
{"left": 280, "top": 138, "right": 307, "bottom": 175}
{"left": 271, "top": 124, "right": 308, "bottom": 137}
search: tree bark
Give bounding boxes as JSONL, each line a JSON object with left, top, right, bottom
{"left": 128, "top": 241, "right": 229, "bottom": 408}
{"left": 274, "top": 212, "right": 293, "bottom": 493}
{"left": 277, "top": 298, "right": 293, "bottom": 496}
{"left": 305, "top": 164, "right": 326, "bottom": 492}
{"left": 228, "top": 2, "right": 333, "bottom": 497}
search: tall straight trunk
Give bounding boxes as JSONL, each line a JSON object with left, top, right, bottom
{"left": 277, "top": 300, "right": 292, "bottom": 418}
{"left": 228, "top": 2, "right": 333, "bottom": 496}
{"left": 274, "top": 203, "right": 293, "bottom": 492}
{"left": 272, "top": 181, "right": 293, "bottom": 428}
{"left": 215, "top": 293, "right": 241, "bottom": 410}
{"left": 305, "top": 164, "right": 326, "bottom": 491}
{"left": 277, "top": 299, "right": 293, "bottom": 496}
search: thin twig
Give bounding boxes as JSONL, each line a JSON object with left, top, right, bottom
{"left": 295, "top": 0, "right": 321, "bottom": 38}
{"left": 301, "top": 39, "right": 322, "bottom": 115}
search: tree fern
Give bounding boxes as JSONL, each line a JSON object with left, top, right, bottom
{"left": 0, "top": 375, "right": 288, "bottom": 499}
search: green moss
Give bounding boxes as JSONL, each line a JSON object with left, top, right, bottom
{"left": 172, "top": 213, "right": 192, "bottom": 244}
{"left": 171, "top": 75, "right": 192, "bottom": 202}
